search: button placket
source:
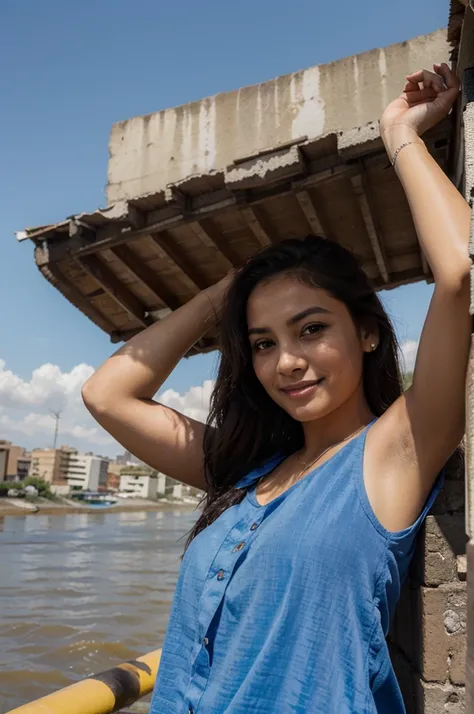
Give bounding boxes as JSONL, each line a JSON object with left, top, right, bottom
{"left": 185, "top": 510, "right": 264, "bottom": 712}
{"left": 191, "top": 512, "right": 258, "bottom": 707}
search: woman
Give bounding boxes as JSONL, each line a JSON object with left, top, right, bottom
{"left": 83, "top": 63, "right": 471, "bottom": 713}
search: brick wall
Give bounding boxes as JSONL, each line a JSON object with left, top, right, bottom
{"left": 389, "top": 452, "right": 467, "bottom": 713}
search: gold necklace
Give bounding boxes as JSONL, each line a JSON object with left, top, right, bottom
{"left": 257, "top": 423, "right": 370, "bottom": 494}
{"left": 294, "top": 423, "right": 367, "bottom": 479}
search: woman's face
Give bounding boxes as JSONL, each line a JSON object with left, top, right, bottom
{"left": 246, "top": 275, "right": 374, "bottom": 423}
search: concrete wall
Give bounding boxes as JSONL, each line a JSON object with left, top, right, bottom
{"left": 107, "top": 30, "right": 448, "bottom": 203}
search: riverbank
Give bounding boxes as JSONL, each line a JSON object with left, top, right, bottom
{"left": 0, "top": 496, "right": 199, "bottom": 516}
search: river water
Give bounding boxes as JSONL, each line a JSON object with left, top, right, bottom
{"left": 0, "top": 509, "right": 197, "bottom": 712}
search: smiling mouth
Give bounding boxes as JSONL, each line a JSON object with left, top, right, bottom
{"left": 280, "top": 378, "right": 325, "bottom": 398}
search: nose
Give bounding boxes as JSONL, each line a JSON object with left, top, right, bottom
{"left": 276, "top": 348, "right": 307, "bottom": 376}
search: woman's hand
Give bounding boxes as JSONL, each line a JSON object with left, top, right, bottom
{"left": 380, "top": 63, "right": 460, "bottom": 159}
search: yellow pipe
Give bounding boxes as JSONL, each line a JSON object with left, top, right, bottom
{"left": 6, "top": 649, "right": 162, "bottom": 714}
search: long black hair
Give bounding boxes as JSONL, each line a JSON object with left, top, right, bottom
{"left": 186, "top": 235, "right": 403, "bottom": 547}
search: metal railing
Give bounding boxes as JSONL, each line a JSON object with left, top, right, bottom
{"left": 5, "top": 649, "right": 161, "bottom": 714}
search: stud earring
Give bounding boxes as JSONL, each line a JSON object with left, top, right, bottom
{"left": 370, "top": 343, "right": 377, "bottom": 351}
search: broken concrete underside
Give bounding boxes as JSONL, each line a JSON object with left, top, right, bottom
{"left": 19, "top": 30, "right": 451, "bottom": 353}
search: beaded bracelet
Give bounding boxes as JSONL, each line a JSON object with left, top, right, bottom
{"left": 391, "top": 141, "right": 413, "bottom": 167}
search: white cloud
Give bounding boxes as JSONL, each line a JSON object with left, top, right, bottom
{"left": 0, "top": 359, "right": 94, "bottom": 411}
{"left": 400, "top": 340, "right": 418, "bottom": 373}
{"left": 0, "top": 359, "right": 214, "bottom": 458}
{"left": 0, "top": 359, "right": 115, "bottom": 454}
{"left": 158, "top": 380, "right": 214, "bottom": 424}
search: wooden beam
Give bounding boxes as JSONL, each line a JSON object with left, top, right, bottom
{"left": 76, "top": 254, "right": 151, "bottom": 327}
{"left": 40, "top": 164, "right": 358, "bottom": 263}
{"left": 240, "top": 206, "right": 272, "bottom": 246}
{"left": 371, "top": 265, "right": 432, "bottom": 291}
{"left": 295, "top": 190, "right": 327, "bottom": 237}
{"left": 292, "top": 164, "right": 357, "bottom": 191}
{"left": 148, "top": 231, "right": 209, "bottom": 291}
{"left": 68, "top": 219, "right": 96, "bottom": 242}
{"left": 191, "top": 219, "right": 239, "bottom": 270}
{"left": 110, "top": 327, "right": 142, "bottom": 344}
{"left": 126, "top": 204, "right": 146, "bottom": 229}
{"left": 351, "top": 174, "right": 390, "bottom": 284}
{"left": 39, "top": 260, "right": 116, "bottom": 334}
{"left": 111, "top": 244, "right": 181, "bottom": 310}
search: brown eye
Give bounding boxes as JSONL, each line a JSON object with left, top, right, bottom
{"left": 253, "top": 339, "right": 274, "bottom": 352}
{"left": 302, "top": 323, "right": 327, "bottom": 336}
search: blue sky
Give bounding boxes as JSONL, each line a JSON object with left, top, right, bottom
{"left": 1, "top": 0, "right": 446, "bottom": 455}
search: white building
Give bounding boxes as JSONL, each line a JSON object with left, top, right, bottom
{"left": 65, "top": 454, "right": 109, "bottom": 492}
{"left": 156, "top": 473, "right": 168, "bottom": 495}
{"left": 119, "top": 473, "right": 158, "bottom": 499}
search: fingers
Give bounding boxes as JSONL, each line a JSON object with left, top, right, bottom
{"left": 406, "top": 63, "right": 460, "bottom": 94}
{"left": 406, "top": 68, "right": 444, "bottom": 93}
{"left": 402, "top": 87, "right": 438, "bottom": 105}
{"left": 434, "top": 62, "right": 460, "bottom": 90}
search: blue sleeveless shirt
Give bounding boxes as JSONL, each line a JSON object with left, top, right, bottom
{"left": 149, "top": 426, "right": 442, "bottom": 714}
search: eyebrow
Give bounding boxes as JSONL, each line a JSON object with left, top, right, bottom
{"left": 248, "top": 306, "right": 331, "bottom": 336}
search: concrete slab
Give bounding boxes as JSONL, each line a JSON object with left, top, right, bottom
{"left": 107, "top": 30, "right": 448, "bottom": 204}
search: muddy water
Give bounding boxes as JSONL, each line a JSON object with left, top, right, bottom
{"left": 0, "top": 509, "right": 197, "bottom": 711}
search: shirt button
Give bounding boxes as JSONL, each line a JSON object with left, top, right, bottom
{"left": 232, "top": 541, "right": 245, "bottom": 552}
{"left": 204, "top": 636, "right": 209, "bottom": 646}
{"left": 217, "top": 569, "right": 225, "bottom": 580}
{"left": 250, "top": 522, "right": 259, "bottom": 531}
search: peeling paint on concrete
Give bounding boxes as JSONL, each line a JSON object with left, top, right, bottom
{"left": 378, "top": 48, "right": 389, "bottom": 112}
{"left": 106, "top": 29, "right": 448, "bottom": 204}
{"left": 291, "top": 66, "right": 325, "bottom": 140}
{"left": 351, "top": 55, "right": 363, "bottom": 126}
{"left": 199, "top": 96, "right": 217, "bottom": 173}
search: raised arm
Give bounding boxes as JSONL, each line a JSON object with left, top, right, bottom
{"left": 366, "top": 63, "right": 472, "bottom": 531}
{"left": 82, "top": 276, "right": 232, "bottom": 490}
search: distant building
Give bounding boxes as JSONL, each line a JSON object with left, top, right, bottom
{"left": 115, "top": 463, "right": 203, "bottom": 501}
{"left": 65, "top": 453, "right": 109, "bottom": 491}
{"left": 116, "top": 451, "right": 130, "bottom": 465}
{"left": 0, "top": 441, "right": 31, "bottom": 482}
{"left": 116, "top": 450, "right": 142, "bottom": 466}
{"left": 107, "top": 461, "right": 124, "bottom": 491}
{"left": 155, "top": 472, "right": 204, "bottom": 501}
{"left": 30, "top": 446, "right": 75, "bottom": 485}
{"left": 119, "top": 471, "right": 158, "bottom": 499}
{"left": 157, "top": 473, "right": 167, "bottom": 495}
